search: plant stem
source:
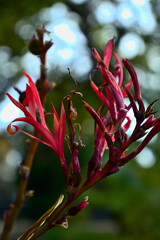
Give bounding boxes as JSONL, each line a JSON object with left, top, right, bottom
{"left": 0, "top": 134, "right": 39, "bottom": 240}
{"left": 29, "top": 200, "right": 70, "bottom": 240}
{"left": 0, "top": 28, "right": 49, "bottom": 240}
{"left": 29, "top": 160, "right": 114, "bottom": 240}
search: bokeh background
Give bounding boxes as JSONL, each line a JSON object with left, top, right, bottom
{"left": 1, "top": 0, "right": 160, "bottom": 239}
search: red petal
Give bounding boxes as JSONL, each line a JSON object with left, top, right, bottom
{"left": 26, "top": 84, "right": 36, "bottom": 120}
{"left": 59, "top": 102, "right": 66, "bottom": 154}
{"left": 122, "top": 59, "right": 142, "bottom": 101}
{"left": 83, "top": 101, "right": 106, "bottom": 134}
{"left": 122, "top": 78, "right": 133, "bottom": 98}
{"left": 120, "top": 123, "right": 160, "bottom": 165}
{"left": 103, "top": 36, "right": 115, "bottom": 69}
{"left": 123, "top": 116, "right": 131, "bottom": 132}
{"left": 8, "top": 117, "right": 57, "bottom": 153}
{"left": 104, "top": 86, "right": 117, "bottom": 120}
{"left": 92, "top": 48, "right": 102, "bottom": 62}
{"left": 90, "top": 80, "right": 110, "bottom": 108}
{"left": 113, "top": 52, "right": 123, "bottom": 86}
{"left": 20, "top": 130, "right": 53, "bottom": 148}
{"left": 52, "top": 104, "right": 59, "bottom": 140}
{"left": 7, "top": 124, "right": 19, "bottom": 135}
{"left": 23, "top": 72, "right": 47, "bottom": 128}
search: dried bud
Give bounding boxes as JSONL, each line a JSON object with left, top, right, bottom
{"left": 28, "top": 35, "right": 41, "bottom": 55}
{"left": 70, "top": 106, "right": 77, "bottom": 120}
{"left": 55, "top": 218, "right": 68, "bottom": 229}
{"left": 19, "top": 164, "right": 30, "bottom": 179}
{"left": 25, "top": 190, "right": 34, "bottom": 200}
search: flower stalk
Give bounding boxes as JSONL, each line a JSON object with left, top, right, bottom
{"left": 1, "top": 34, "right": 160, "bottom": 240}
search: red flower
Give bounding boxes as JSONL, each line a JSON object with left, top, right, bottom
{"left": 7, "top": 72, "right": 68, "bottom": 177}
{"left": 84, "top": 37, "right": 160, "bottom": 178}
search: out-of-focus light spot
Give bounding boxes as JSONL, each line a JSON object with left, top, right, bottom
{"left": 95, "top": 2, "right": 116, "bottom": 24}
{"left": 121, "top": 8, "right": 132, "bottom": 19}
{"left": 131, "top": 0, "right": 146, "bottom": 6}
{"left": 19, "top": 24, "right": 34, "bottom": 40}
{"left": 93, "top": 26, "right": 117, "bottom": 49}
{"left": 72, "top": 53, "right": 92, "bottom": 77}
{"left": 118, "top": 33, "right": 145, "bottom": 59}
{"left": 147, "top": 46, "right": 160, "bottom": 73}
{"left": 117, "top": 4, "right": 135, "bottom": 27}
{"left": 147, "top": 73, "right": 160, "bottom": 91}
{"left": 150, "top": 56, "right": 160, "bottom": 72}
{"left": 139, "top": 12, "right": 156, "bottom": 34}
{"left": 125, "top": 40, "right": 136, "bottom": 51}
{"left": 54, "top": 24, "right": 76, "bottom": 43}
{"left": 6, "top": 149, "right": 21, "bottom": 167}
{"left": 21, "top": 53, "right": 39, "bottom": 78}
{"left": 136, "top": 147, "right": 156, "bottom": 168}
{"left": 69, "top": 0, "right": 87, "bottom": 4}
{"left": 15, "top": 21, "right": 34, "bottom": 41}
{"left": 0, "top": 164, "right": 16, "bottom": 182}
{"left": 0, "top": 102, "right": 20, "bottom": 122}
{"left": 0, "top": 46, "right": 12, "bottom": 63}
{"left": 58, "top": 49, "right": 73, "bottom": 60}
{"left": 1, "top": 61, "right": 18, "bottom": 78}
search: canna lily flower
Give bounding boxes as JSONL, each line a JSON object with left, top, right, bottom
{"left": 7, "top": 72, "right": 68, "bottom": 177}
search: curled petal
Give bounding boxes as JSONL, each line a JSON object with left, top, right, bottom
{"left": 7, "top": 117, "right": 57, "bottom": 153}
{"left": 7, "top": 124, "right": 19, "bottom": 135}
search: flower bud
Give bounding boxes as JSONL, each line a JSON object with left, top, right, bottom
{"left": 28, "top": 35, "right": 41, "bottom": 55}
{"left": 67, "top": 197, "right": 89, "bottom": 217}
